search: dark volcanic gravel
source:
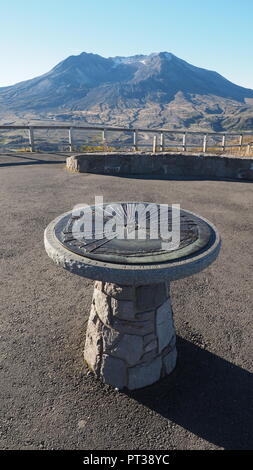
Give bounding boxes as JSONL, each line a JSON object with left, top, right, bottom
{"left": 0, "top": 152, "right": 252, "bottom": 450}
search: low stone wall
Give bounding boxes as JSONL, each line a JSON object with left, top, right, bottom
{"left": 66, "top": 152, "right": 253, "bottom": 181}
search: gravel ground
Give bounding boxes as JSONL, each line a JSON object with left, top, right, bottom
{"left": 0, "top": 152, "right": 252, "bottom": 450}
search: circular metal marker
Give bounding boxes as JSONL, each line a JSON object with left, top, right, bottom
{"left": 54, "top": 202, "right": 213, "bottom": 265}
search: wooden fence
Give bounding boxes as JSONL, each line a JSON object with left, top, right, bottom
{"left": 0, "top": 124, "right": 253, "bottom": 153}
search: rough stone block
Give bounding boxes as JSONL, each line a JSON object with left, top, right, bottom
{"left": 103, "top": 283, "right": 135, "bottom": 300}
{"left": 136, "top": 283, "right": 168, "bottom": 311}
{"left": 168, "top": 333, "right": 176, "bottom": 351}
{"left": 111, "top": 298, "right": 136, "bottom": 320}
{"left": 128, "top": 356, "right": 162, "bottom": 390}
{"left": 144, "top": 339, "right": 157, "bottom": 353}
{"left": 161, "top": 332, "right": 176, "bottom": 351}
{"left": 94, "top": 280, "right": 103, "bottom": 291}
{"left": 100, "top": 354, "right": 127, "bottom": 389}
{"left": 84, "top": 308, "right": 103, "bottom": 375}
{"left": 140, "top": 349, "right": 158, "bottom": 363}
{"left": 101, "top": 324, "right": 121, "bottom": 353}
{"left": 143, "top": 333, "right": 157, "bottom": 346}
{"left": 156, "top": 299, "right": 174, "bottom": 353}
{"left": 111, "top": 334, "right": 143, "bottom": 366}
{"left": 163, "top": 347, "right": 177, "bottom": 375}
{"left": 93, "top": 288, "right": 111, "bottom": 326}
{"left": 135, "top": 310, "right": 155, "bottom": 321}
{"left": 89, "top": 303, "right": 98, "bottom": 324}
{"left": 113, "top": 318, "right": 154, "bottom": 336}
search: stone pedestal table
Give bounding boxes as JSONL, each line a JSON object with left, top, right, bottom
{"left": 44, "top": 202, "right": 221, "bottom": 390}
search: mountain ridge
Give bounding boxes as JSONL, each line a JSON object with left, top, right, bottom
{"left": 0, "top": 51, "right": 253, "bottom": 131}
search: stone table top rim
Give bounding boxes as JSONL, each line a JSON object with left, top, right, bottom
{"left": 44, "top": 207, "right": 221, "bottom": 284}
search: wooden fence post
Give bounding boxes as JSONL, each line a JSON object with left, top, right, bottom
{"left": 102, "top": 129, "right": 106, "bottom": 148}
{"left": 68, "top": 128, "right": 73, "bottom": 152}
{"left": 133, "top": 129, "right": 138, "bottom": 151}
{"left": 182, "top": 133, "right": 186, "bottom": 151}
{"left": 153, "top": 135, "right": 157, "bottom": 153}
{"left": 203, "top": 134, "right": 207, "bottom": 153}
{"left": 222, "top": 134, "right": 226, "bottom": 152}
{"left": 28, "top": 127, "right": 35, "bottom": 152}
{"left": 160, "top": 132, "right": 164, "bottom": 151}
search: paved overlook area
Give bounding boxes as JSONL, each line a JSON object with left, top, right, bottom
{"left": 0, "top": 152, "right": 252, "bottom": 450}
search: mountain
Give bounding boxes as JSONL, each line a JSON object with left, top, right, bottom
{"left": 0, "top": 51, "right": 253, "bottom": 131}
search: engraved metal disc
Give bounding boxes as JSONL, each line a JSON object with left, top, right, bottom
{"left": 54, "top": 202, "right": 213, "bottom": 265}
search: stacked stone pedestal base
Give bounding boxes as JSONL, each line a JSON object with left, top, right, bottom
{"left": 84, "top": 281, "right": 177, "bottom": 390}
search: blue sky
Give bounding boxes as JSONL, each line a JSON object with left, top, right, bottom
{"left": 0, "top": 0, "right": 253, "bottom": 88}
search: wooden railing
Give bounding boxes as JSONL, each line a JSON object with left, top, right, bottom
{"left": 0, "top": 124, "right": 253, "bottom": 153}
